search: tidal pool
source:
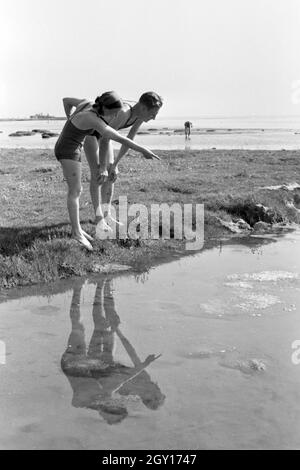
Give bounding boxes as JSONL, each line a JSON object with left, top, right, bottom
{"left": 0, "top": 231, "right": 300, "bottom": 449}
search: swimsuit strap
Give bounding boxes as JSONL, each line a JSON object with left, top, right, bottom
{"left": 122, "top": 102, "right": 138, "bottom": 128}
{"left": 69, "top": 101, "right": 91, "bottom": 122}
{"left": 89, "top": 107, "right": 109, "bottom": 125}
{"left": 70, "top": 106, "right": 108, "bottom": 136}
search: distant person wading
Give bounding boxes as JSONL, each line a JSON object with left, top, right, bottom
{"left": 184, "top": 121, "right": 192, "bottom": 140}
{"left": 54, "top": 91, "right": 160, "bottom": 251}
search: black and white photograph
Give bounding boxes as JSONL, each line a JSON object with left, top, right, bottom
{"left": 0, "top": 0, "right": 300, "bottom": 452}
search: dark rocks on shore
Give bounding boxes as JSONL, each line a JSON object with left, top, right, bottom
{"left": 222, "top": 201, "right": 283, "bottom": 227}
{"left": 42, "top": 132, "right": 60, "bottom": 138}
{"left": 32, "top": 129, "right": 49, "bottom": 133}
{"left": 32, "top": 129, "right": 59, "bottom": 138}
{"left": 9, "top": 129, "right": 59, "bottom": 138}
{"left": 215, "top": 217, "right": 252, "bottom": 233}
{"left": 206, "top": 129, "right": 216, "bottom": 132}
{"left": 253, "top": 221, "right": 273, "bottom": 232}
{"left": 9, "top": 131, "right": 35, "bottom": 137}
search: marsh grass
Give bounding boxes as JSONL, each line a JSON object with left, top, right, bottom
{"left": 0, "top": 148, "right": 299, "bottom": 288}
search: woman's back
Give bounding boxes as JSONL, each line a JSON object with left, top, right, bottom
{"left": 55, "top": 108, "right": 104, "bottom": 160}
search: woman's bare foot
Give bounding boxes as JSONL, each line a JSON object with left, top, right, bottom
{"left": 81, "top": 230, "right": 93, "bottom": 241}
{"left": 71, "top": 234, "right": 93, "bottom": 251}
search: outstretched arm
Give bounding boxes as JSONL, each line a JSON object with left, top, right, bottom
{"left": 98, "top": 137, "right": 112, "bottom": 170}
{"left": 98, "top": 124, "right": 160, "bottom": 161}
{"left": 114, "top": 120, "right": 143, "bottom": 167}
{"left": 107, "top": 120, "right": 143, "bottom": 182}
{"left": 62, "top": 97, "right": 86, "bottom": 118}
{"left": 97, "top": 138, "right": 113, "bottom": 184}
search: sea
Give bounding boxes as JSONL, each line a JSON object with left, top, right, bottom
{"left": 0, "top": 115, "right": 300, "bottom": 150}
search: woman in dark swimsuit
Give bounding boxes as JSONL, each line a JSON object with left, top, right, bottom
{"left": 63, "top": 92, "right": 163, "bottom": 231}
{"left": 55, "top": 91, "right": 160, "bottom": 250}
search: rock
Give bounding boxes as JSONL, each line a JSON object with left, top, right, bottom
{"left": 9, "top": 131, "right": 35, "bottom": 137}
{"left": 249, "top": 203, "right": 279, "bottom": 225}
{"left": 42, "top": 131, "right": 59, "bottom": 138}
{"left": 248, "top": 359, "right": 266, "bottom": 371}
{"left": 233, "top": 218, "right": 252, "bottom": 230}
{"left": 253, "top": 221, "right": 272, "bottom": 232}
{"left": 216, "top": 217, "right": 252, "bottom": 233}
{"left": 220, "top": 358, "right": 266, "bottom": 374}
{"left": 32, "top": 129, "right": 48, "bottom": 133}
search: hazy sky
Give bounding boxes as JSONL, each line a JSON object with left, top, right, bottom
{"left": 1, "top": 0, "right": 300, "bottom": 118}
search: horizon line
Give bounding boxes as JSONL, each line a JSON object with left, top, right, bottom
{"left": 1, "top": 113, "right": 300, "bottom": 121}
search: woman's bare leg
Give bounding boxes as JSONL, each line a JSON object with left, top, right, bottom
{"left": 100, "top": 142, "right": 123, "bottom": 225}
{"left": 84, "top": 136, "right": 112, "bottom": 232}
{"left": 84, "top": 136, "right": 103, "bottom": 219}
{"left": 100, "top": 140, "right": 114, "bottom": 219}
{"left": 60, "top": 159, "right": 93, "bottom": 250}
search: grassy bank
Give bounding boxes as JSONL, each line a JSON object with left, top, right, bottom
{"left": 0, "top": 147, "right": 299, "bottom": 288}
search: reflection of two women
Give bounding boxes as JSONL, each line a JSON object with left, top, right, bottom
{"left": 61, "top": 278, "right": 165, "bottom": 424}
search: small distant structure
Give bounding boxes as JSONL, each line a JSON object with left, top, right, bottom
{"left": 184, "top": 121, "right": 193, "bottom": 139}
{"left": 30, "top": 113, "right": 56, "bottom": 120}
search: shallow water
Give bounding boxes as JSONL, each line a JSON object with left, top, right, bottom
{"left": 1, "top": 118, "right": 300, "bottom": 150}
{"left": 0, "top": 231, "right": 300, "bottom": 449}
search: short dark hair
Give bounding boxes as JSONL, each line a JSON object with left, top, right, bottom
{"left": 139, "top": 92, "right": 163, "bottom": 109}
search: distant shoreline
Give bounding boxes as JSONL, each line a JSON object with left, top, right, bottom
{"left": 0, "top": 117, "right": 66, "bottom": 122}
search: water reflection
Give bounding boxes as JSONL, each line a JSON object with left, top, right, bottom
{"left": 61, "top": 278, "right": 165, "bottom": 424}
{"left": 184, "top": 141, "right": 192, "bottom": 151}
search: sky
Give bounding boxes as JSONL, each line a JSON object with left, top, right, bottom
{"left": 1, "top": 0, "right": 300, "bottom": 118}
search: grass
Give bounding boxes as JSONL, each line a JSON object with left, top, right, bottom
{"left": 0, "top": 147, "right": 299, "bottom": 288}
